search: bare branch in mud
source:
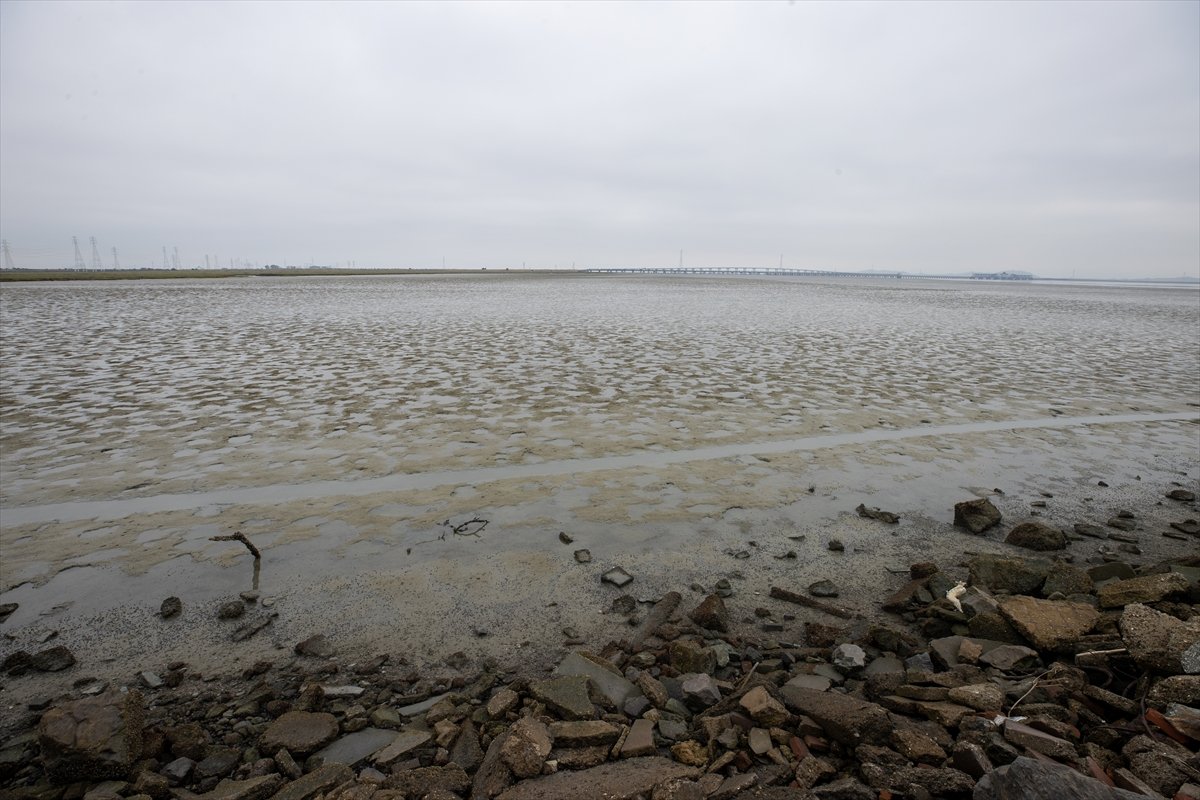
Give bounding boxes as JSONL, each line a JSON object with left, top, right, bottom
{"left": 769, "top": 585, "right": 856, "bottom": 619}
{"left": 408, "top": 517, "right": 491, "bottom": 552}
{"left": 209, "top": 531, "right": 261, "bottom": 560}
{"left": 442, "top": 517, "right": 489, "bottom": 537}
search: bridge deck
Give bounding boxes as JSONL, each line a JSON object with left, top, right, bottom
{"left": 584, "top": 267, "right": 903, "bottom": 279}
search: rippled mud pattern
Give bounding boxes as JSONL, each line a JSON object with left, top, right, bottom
{"left": 3, "top": 276, "right": 1196, "bottom": 509}
{"left": 1, "top": 274, "right": 1199, "bottom": 686}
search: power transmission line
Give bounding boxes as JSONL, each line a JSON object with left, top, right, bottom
{"left": 73, "top": 237, "right": 86, "bottom": 270}
{"left": 111, "top": 247, "right": 120, "bottom": 269}
{"left": 90, "top": 237, "right": 103, "bottom": 270}
{"left": 1, "top": 239, "right": 14, "bottom": 270}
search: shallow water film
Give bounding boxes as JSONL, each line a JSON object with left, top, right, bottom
{"left": 1, "top": 274, "right": 1197, "bottom": 671}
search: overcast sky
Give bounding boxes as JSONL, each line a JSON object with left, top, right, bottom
{"left": 1, "top": 1, "right": 1197, "bottom": 277}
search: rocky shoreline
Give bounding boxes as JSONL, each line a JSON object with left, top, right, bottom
{"left": 1, "top": 489, "right": 1198, "bottom": 800}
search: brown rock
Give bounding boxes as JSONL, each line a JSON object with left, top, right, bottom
{"left": 487, "top": 688, "right": 520, "bottom": 719}
{"left": 947, "top": 683, "right": 1005, "bottom": 711}
{"left": 383, "top": 764, "right": 469, "bottom": 798}
{"left": 778, "top": 686, "right": 890, "bottom": 746}
{"left": 620, "top": 719, "right": 656, "bottom": 758}
{"left": 669, "top": 741, "right": 708, "bottom": 768}
{"left": 500, "top": 717, "right": 552, "bottom": 779}
{"left": 955, "top": 497, "right": 1002, "bottom": 533}
{"left": 1005, "top": 520, "right": 1068, "bottom": 551}
{"left": 37, "top": 689, "right": 145, "bottom": 782}
{"left": 668, "top": 641, "right": 716, "bottom": 675}
{"left": 1003, "top": 721, "right": 1077, "bottom": 761}
{"left": 687, "top": 594, "right": 728, "bottom": 632}
{"left": 494, "top": 757, "right": 698, "bottom": 800}
{"left": 998, "top": 595, "right": 1099, "bottom": 650}
{"left": 1097, "top": 572, "right": 1190, "bottom": 608}
{"left": 968, "top": 554, "right": 1052, "bottom": 594}
{"left": 259, "top": 711, "right": 339, "bottom": 757}
{"left": 548, "top": 720, "right": 621, "bottom": 748}
{"left": 891, "top": 729, "right": 946, "bottom": 764}
{"left": 636, "top": 673, "right": 670, "bottom": 709}
{"left": 1119, "top": 603, "right": 1200, "bottom": 674}
{"left": 193, "top": 775, "right": 283, "bottom": 800}
{"left": 270, "top": 764, "right": 353, "bottom": 800}
{"left": 738, "top": 686, "right": 789, "bottom": 727}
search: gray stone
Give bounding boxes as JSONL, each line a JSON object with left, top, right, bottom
{"left": 530, "top": 675, "right": 595, "bottom": 720}
{"left": 37, "top": 689, "right": 145, "bottom": 782}
{"left": 159, "top": 597, "right": 182, "bottom": 619}
{"left": 373, "top": 729, "right": 432, "bottom": 766}
{"left": 831, "top": 644, "right": 866, "bottom": 671}
{"left": 978, "top": 644, "right": 1041, "bottom": 672}
{"left": 785, "top": 674, "right": 832, "bottom": 692}
{"left": 808, "top": 580, "right": 840, "bottom": 597}
{"left": 160, "top": 757, "right": 195, "bottom": 785}
{"left": 31, "top": 645, "right": 76, "bottom": 672}
{"left": 555, "top": 652, "right": 642, "bottom": 708}
{"left": 195, "top": 747, "right": 239, "bottom": 779}
{"left": 217, "top": 601, "right": 245, "bottom": 619}
{"left": 293, "top": 635, "right": 335, "bottom": 658}
{"left": 680, "top": 673, "right": 721, "bottom": 707}
{"left": 311, "top": 727, "right": 396, "bottom": 767}
{"left": 974, "top": 756, "right": 1145, "bottom": 800}
{"left": 602, "top": 567, "right": 633, "bottom": 587}
{"left": 450, "top": 721, "right": 483, "bottom": 773}
{"left": 396, "top": 691, "right": 450, "bottom": 717}
{"left": 574, "top": 549, "right": 592, "bottom": 563}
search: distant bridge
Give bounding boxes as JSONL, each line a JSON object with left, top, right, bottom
{"left": 583, "top": 267, "right": 903, "bottom": 279}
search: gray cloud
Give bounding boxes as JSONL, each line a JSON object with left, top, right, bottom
{"left": 2, "top": 0, "right": 1197, "bottom": 277}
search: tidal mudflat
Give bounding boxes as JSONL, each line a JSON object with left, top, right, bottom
{"left": 1, "top": 274, "right": 1197, "bottom": 684}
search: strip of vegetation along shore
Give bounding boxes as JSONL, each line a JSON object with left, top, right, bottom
{"left": 0, "top": 269, "right": 577, "bottom": 282}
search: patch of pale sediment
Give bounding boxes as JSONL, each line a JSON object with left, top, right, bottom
{"left": 2, "top": 415, "right": 1196, "bottom": 593}
{"left": 3, "top": 410, "right": 1195, "bottom": 524}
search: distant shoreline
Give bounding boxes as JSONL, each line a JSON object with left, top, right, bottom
{"left": 0, "top": 267, "right": 579, "bottom": 282}
{"left": 0, "top": 267, "right": 1196, "bottom": 285}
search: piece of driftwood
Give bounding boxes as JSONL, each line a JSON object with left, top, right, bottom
{"left": 209, "top": 531, "right": 261, "bottom": 560}
{"left": 769, "top": 585, "right": 854, "bottom": 619}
